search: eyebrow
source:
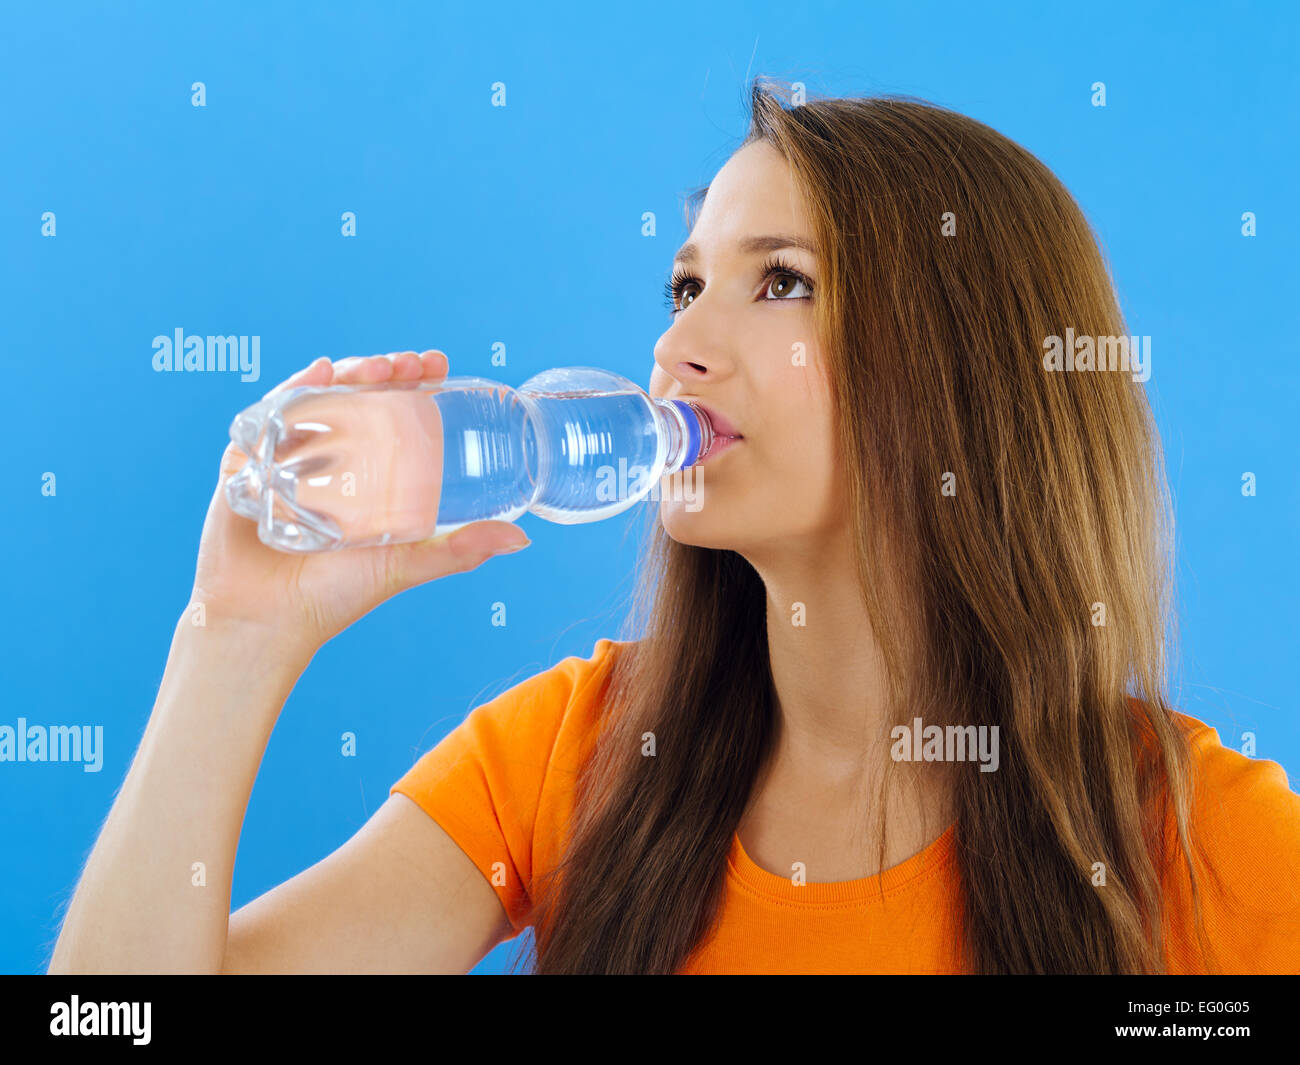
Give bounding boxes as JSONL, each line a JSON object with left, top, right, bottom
{"left": 672, "top": 234, "right": 819, "bottom": 266}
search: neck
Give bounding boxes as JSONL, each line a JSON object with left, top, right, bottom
{"left": 750, "top": 531, "right": 890, "bottom": 774}
{"left": 741, "top": 528, "right": 955, "bottom": 828}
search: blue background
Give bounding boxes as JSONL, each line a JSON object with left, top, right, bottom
{"left": 1, "top": 0, "right": 1295, "bottom": 975}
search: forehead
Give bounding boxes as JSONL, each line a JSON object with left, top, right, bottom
{"left": 679, "top": 141, "right": 811, "bottom": 257}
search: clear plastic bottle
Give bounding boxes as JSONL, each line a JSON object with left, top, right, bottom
{"left": 223, "top": 366, "right": 715, "bottom": 552}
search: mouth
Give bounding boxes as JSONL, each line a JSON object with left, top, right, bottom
{"left": 672, "top": 398, "right": 744, "bottom": 466}
{"left": 686, "top": 401, "right": 743, "bottom": 440}
{"left": 698, "top": 433, "right": 743, "bottom": 463}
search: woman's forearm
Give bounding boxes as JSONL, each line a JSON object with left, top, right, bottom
{"left": 47, "top": 613, "right": 313, "bottom": 974}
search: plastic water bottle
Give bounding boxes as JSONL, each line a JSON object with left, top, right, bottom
{"left": 223, "top": 366, "right": 716, "bottom": 552}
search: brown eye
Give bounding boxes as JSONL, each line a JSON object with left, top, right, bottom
{"left": 680, "top": 282, "right": 700, "bottom": 308}
{"left": 763, "top": 272, "right": 810, "bottom": 300}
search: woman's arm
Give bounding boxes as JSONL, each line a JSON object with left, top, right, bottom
{"left": 222, "top": 792, "right": 511, "bottom": 974}
{"left": 49, "top": 615, "right": 511, "bottom": 974}
{"left": 48, "top": 350, "right": 530, "bottom": 974}
{"left": 49, "top": 615, "right": 307, "bottom": 973}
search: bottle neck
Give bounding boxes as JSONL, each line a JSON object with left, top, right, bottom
{"left": 654, "top": 398, "right": 715, "bottom": 472}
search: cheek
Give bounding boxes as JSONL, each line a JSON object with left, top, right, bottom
{"left": 770, "top": 360, "right": 834, "bottom": 458}
{"left": 768, "top": 363, "right": 840, "bottom": 503}
{"left": 778, "top": 422, "right": 837, "bottom": 501}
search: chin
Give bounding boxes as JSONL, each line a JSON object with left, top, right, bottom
{"left": 658, "top": 498, "right": 743, "bottom": 550}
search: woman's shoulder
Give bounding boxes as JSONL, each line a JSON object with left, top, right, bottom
{"left": 1128, "top": 699, "right": 1298, "bottom": 818}
{"left": 1155, "top": 707, "right": 1300, "bottom": 972}
{"left": 520, "top": 636, "right": 632, "bottom": 719}
{"left": 469, "top": 636, "right": 633, "bottom": 754}
{"left": 388, "top": 637, "right": 634, "bottom": 936}
{"left": 1172, "top": 709, "right": 1300, "bottom": 885}
{"left": 393, "top": 636, "right": 633, "bottom": 790}
{"left": 1169, "top": 708, "right": 1300, "bottom": 824}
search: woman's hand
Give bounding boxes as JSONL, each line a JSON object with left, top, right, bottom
{"left": 189, "top": 350, "right": 531, "bottom": 656}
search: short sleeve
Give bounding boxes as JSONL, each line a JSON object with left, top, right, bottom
{"left": 389, "top": 639, "right": 620, "bottom": 936}
{"left": 1164, "top": 716, "right": 1300, "bottom": 973}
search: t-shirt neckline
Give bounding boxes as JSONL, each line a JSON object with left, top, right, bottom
{"left": 726, "top": 821, "right": 958, "bottom": 905}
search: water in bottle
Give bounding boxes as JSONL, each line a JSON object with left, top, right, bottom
{"left": 223, "top": 366, "right": 715, "bottom": 552}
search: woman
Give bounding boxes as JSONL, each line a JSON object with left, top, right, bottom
{"left": 49, "top": 80, "right": 1300, "bottom": 975}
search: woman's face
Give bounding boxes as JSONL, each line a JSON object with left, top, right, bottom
{"left": 650, "top": 140, "right": 844, "bottom": 555}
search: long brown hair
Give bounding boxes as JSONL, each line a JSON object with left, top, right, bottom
{"left": 519, "top": 78, "right": 1213, "bottom": 974}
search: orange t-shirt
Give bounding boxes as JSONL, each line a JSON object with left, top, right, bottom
{"left": 389, "top": 638, "right": 1300, "bottom": 974}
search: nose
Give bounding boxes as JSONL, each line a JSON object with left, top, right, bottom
{"left": 651, "top": 316, "right": 735, "bottom": 392}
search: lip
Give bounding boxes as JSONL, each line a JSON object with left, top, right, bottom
{"left": 697, "top": 433, "right": 742, "bottom": 463}
{"left": 682, "top": 400, "right": 744, "bottom": 440}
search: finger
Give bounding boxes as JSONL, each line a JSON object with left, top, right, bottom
{"left": 219, "top": 442, "right": 249, "bottom": 480}
{"left": 262, "top": 356, "right": 332, "bottom": 399}
{"left": 386, "top": 521, "right": 531, "bottom": 590}
{"left": 387, "top": 351, "right": 423, "bottom": 380}
{"left": 418, "top": 350, "right": 450, "bottom": 379}
{"left": 332, "top": 354, "right": 395, "bottom": 385}
{"left": 219, "top": 442, "right": 244, "bottom": 475}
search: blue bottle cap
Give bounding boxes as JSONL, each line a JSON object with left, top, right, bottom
{"left": 669, "top": 399, "right": 703, "bottom": 467}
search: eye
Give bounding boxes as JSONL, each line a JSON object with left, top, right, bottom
{"left": 662, "top": 254, "right": 815, "bottom": 318}
{"left": 761, "top": 270, "right": 812, "bottom": 301}
{"left": 663, "top": 270, "right": 700, "bottom": 316}
{"left": 758, "top": 254, "right": 815, "bottom": 302}
{"left": 675, "top": 278, "right": 703, "bottom": 311}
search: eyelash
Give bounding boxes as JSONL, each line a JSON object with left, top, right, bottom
{"left": 662, "top": 254, "right": 814, "bottom": 316}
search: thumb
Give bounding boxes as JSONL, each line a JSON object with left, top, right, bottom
{"left": 387, "top": 520, "right": 532, "bottom": 589}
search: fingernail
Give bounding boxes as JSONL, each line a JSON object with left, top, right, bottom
{"left": 493, "top": 538, "right": 531, "bottom": 554}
